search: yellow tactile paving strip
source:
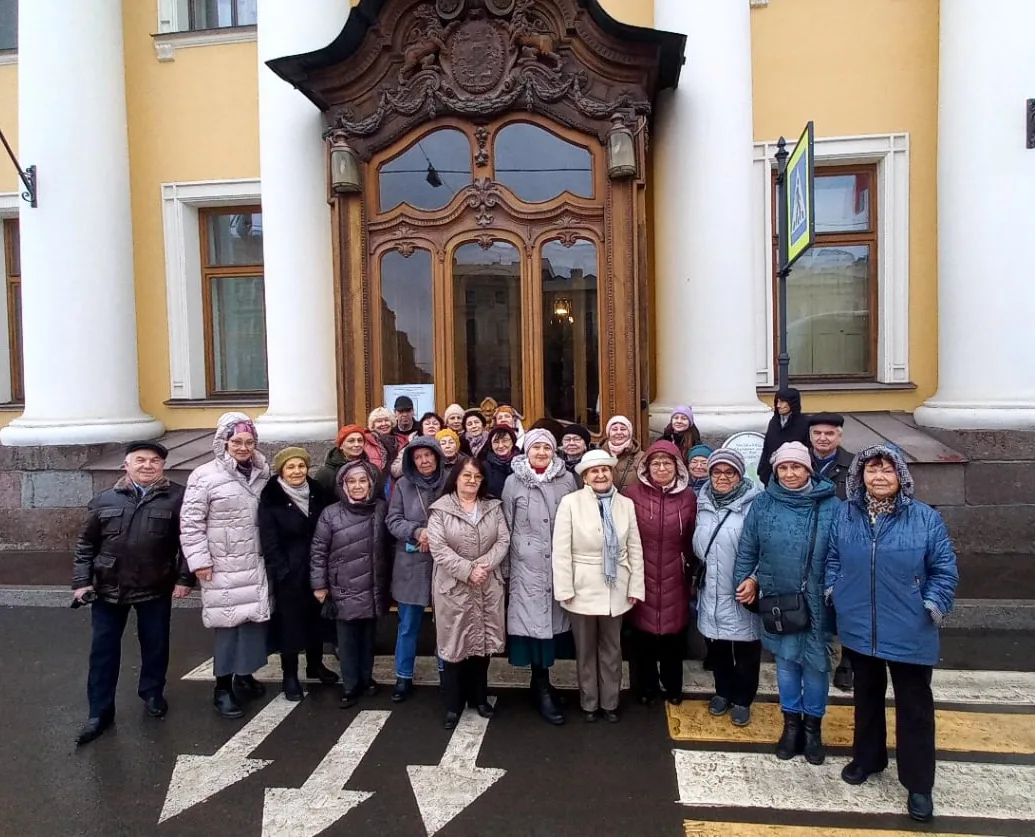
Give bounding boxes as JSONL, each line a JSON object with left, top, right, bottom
{"left": 683, "top": 823, "right": 988, "bottom": 837}
{"left": 667, "top": 700, "right": 1035, "bottom": 755}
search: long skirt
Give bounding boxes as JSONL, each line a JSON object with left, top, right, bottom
{"left": 213, "top": 621, "right": 269, "bottom": 677}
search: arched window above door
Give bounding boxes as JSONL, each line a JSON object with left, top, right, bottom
{"left": 378, "top": 128, "right": 473, "bottom": 213}
{"left": 494, "top": 123, "right": 594, "bottom": 203}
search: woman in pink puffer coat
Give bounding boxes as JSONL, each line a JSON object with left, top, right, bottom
{"left": 181, "top": 412, "right": 271, "bottom": 719}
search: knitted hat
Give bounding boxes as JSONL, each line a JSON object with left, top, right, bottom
{"left": 707, "top": 448, "right": 745, "bottom": 477}
{"left": 435, "top": 428, "right": 460, "bottom": 447}
{"left": 671, "top": 405, "right": 694, "bottom": 424}
{"left": 443, "top": 403, "right": 465, "bottom": 422}
{"left": 687, "top": 444, "right": 714, "bottom": 462}
{"left": 605, "top": 415, "right": 634, "bottom": 437}
{"left": 561, "top": 424, "right": 592, "bottom": 446}
{"left": 335, "top": 424, "right": 366, "bottom": 448}
{"left": 522, "top": 427, "right": 557, "bottom": 452}
{"left": 770, "top": 441, "right": 813, "bottom": 473}
{"left": 575, "top": 448, "right": 618, "bottom": 475}
{"left": 367, "top": 407, "right": 394, "bottom": 430}
{"left": 272, "top": 446, "right": 311, "bottom": 475}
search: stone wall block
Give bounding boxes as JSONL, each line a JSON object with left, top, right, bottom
{"left": 21, "top": 471, "right": 95, "bottom": 509}
{"left": 0, "top": 471, "right": 22, "bottom": 509}
{"left": 939, "top": 505, "right": 1035, "bottom": 555}
{"left": 0, "top": 443, "right": 120, "bottom": 471}
{"left": 911, "top": 463, "right": 966, "bottom": 507}
{"left": 966, "top": 462, "right": 1035, "bottom": 505}
{"left": 0, "top": 509, "right": 88, "bottom": 551}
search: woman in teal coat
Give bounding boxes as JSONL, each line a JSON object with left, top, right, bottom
{"left": 734, "top": 442, "right": 840, "bottom": 765}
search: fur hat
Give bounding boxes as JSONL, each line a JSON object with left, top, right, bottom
{"left": 272, "top": 446, "right": 311, "bottom": 475}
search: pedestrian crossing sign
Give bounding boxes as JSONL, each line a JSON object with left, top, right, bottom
{"left": 785, "top": 121, "right": 815, "bottom": 269}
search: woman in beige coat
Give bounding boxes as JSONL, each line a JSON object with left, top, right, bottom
{"left": 181, "top": 412, "right": 271, "bottom": 719}
{"left": 553, "top": 449, "right": 645, "bottom": 723}
{"left": 428, "top": 456, "right": 510, "bottom": 730}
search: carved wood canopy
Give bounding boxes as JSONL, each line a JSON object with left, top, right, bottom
{"left": 266, "top": 0, "right": 686, "bottom": 160}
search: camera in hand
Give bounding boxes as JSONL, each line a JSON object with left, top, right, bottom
{"left": 71, "top": 589, "right": 98, "bottom": 609}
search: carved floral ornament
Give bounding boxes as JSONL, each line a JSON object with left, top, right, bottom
{"left": 322, "top": 0, "right": 652, "bottom": 155}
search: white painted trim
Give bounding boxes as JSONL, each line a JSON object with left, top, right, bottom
{"left": 0, "top": 50, "right": 17, "bottom": 66}
{"left": 160, "top": 178, "right": 261, "bottom": 400}
{"left": 0, "top": 193, "right": 17, "bottom": 404}
{"left": 749, "top": 0, "right": 770, "bottom": 7}
{"left": 752, "top": 132, "right": 910, "bottom": 386}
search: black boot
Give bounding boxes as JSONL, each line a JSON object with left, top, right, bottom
{"left": 775, "top": 711, "right": 804, "bottom": 760}
{"left": 213, "top": 688, "right": 244, "bottom": 719}
{"left": 530, "top": 665, "right": 564, "bottom": 726}
{"left": 281, "top": 654, "right": 304, "bottom": 702}
{"left": 75, "top": 714, "right": 114, "bottom": 747}
{"left": 233, "top": 674, "right": 266, "bottom": 701}
{"left": 391, "top": 677, "right": 413, "bottom": 703}
{"left": 305, "top": 653, "right": 341, "bottom": 685}
{"left": 907, "top": 792, "right": 934, "bottom": 822}
{"left": 803, "top": 715, "right": 825, "bottom": 765}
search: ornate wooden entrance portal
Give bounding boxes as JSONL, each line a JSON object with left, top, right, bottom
{"left": 268, "top": 0, "right": 683, "bottom": 435}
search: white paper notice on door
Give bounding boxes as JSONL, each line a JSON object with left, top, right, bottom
{"left": 383, "top": 384, "right": 436, "bottom": 418}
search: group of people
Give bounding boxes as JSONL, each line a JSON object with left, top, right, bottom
{"left": 71, "top": 388, "right": 959, "bottom": 823}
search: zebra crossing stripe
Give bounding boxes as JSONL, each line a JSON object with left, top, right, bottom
{"left": 682, "top": 822, "right": 979, "bottom": 837}
{"left": 667, "top": 699, "right": 1035, "bottom": 755}
{"left": 673, "top": 750, "right": 1035, "bottom": 820}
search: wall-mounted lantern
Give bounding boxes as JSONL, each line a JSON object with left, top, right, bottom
{"left": 329, "top": 136, "right": 362, "bottom": 194}
{"left": 606, "top": 114, "right": 637, "bottom": 179}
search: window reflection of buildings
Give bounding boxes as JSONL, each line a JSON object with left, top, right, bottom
{"left": 380, "top": 298, "right": 433, "bottom": 385}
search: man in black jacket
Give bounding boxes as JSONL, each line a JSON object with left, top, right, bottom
{"left": 808, "top": 412, "right": 855, "bottom": 691}
{"left": 809, "top": 412, "right": 853, "bottom": 501}
{"left": 72, "top": 441, "right": 193, "bottom": 746}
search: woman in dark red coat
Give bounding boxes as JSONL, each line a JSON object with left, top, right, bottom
{"left": 623, "top": 440, "right": 697, "bottom": 705}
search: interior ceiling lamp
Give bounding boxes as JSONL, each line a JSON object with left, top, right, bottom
{"left": 329, "top": 139, "right": 362, "bottom": 194}
{"left": 607, "top": 114, "right": 637, "bottom": 179}
{"left": 553, "top": 297, "right": 574, "bottom": 323}
{"left": 426, "top": 163, "right": 443, "bottom": 188}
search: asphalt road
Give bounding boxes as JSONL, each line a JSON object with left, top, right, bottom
{"left": 1, "top": 606, "right": 1033, "bottom": 837}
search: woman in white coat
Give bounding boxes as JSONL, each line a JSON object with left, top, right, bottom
{"left": 693, "top": 449, "right": 763, "bottom": 727}
{"left": 553, "top": 449, "right": 644, "bottom": 723}
{"left": 181, "top": 412, "right": 271, "bottom": 719}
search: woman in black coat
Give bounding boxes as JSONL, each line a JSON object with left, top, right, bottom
{"left": 757, "top": 387, "right": 812, "bottom": 486}
{"left": 258, "top": 447, "right": 341, "bottom": 700}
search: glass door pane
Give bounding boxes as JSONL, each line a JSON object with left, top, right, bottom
{"left": 380, "top": 248, "right": 435, "bottom": 386}
{"left": 541, "top": 239, "right": 600, "bottom": 429}
{"left": 452, "top": 240, "right": 523, "bottom": 411}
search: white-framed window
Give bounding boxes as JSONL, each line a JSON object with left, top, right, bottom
{"left": 161, "top": 178, "right": 266, "bottom": 401}
{"left": 752, "top": 133, "right": 910, "bottom": 387}
{"left": 0, "top": 193, "right": 19, "bottom": 405}
{"left": 154, "top": 0, "right": 257, "bottom": 61}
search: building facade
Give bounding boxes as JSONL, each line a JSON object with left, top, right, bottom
{"left": 0, "top": 0, "right": 1032, "bottom": 445}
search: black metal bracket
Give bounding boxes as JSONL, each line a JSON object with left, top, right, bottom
{"left": 0, "top": 126, "right": 37, "bottom": 208}
{"left": 1027, "top": 99, "right": 1035, "bottom": 150}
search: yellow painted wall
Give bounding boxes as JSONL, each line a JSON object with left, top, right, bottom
{"left": 121, "top": 3, "right": 262, "bottom": 431}
{"left": 750, "top": 0, "right": 940, "bottom": 413}
{"left": 0, "top": 63, "right": 16, "bottom": 193}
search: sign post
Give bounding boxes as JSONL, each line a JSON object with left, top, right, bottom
{"left": 774, "top": 121, "right": 815, "bottom": 391}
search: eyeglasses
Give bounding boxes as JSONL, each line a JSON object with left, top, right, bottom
{"left": 648, "top": 460, "right": 675, "bottom": 469}
{"left": 711, "top": 468, "right": 738, "bottom": 479}
{"left": 228, "top": 439, "right": 256, "bottom": 449}
{"left": 460, "top": 473, "right": 484, "bottom": 482}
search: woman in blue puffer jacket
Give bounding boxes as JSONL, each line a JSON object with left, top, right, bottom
{"left": 824, "top": 444, "right": 958, "bottom": 825}
{"left": 733, "top": 442, "right": 840, "bottom": 766}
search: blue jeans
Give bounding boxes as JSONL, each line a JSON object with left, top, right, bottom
{"left": 88, "top": 596, "right": 172, "bottom": 719}
{"left": 774, "top": 656, "right": 828, "bottom": 718}
{"left": 394, "top": 603, "right": 425, "bottom": 679}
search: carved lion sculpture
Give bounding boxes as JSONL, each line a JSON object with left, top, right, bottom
{"left": 399, "top": 5, "right": 454, "bottom": 83}
{"left": 508, "top": 0, "right": 562, "bottom": 70}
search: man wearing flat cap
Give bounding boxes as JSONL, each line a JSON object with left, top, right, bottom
{"left": 71, "top": 440, "right": 194, "bottom": 746}
{"left": 807, "top": 413, "right": 855, "bottom": 691}
{"left": 808, "top": 413, "right": 853, "bottom": 501}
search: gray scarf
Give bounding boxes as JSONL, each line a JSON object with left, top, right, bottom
{"left": 278, "top": 477, "right": 311, "bottom": 517}
{"left": 596, "top": 487, "right": 620, "bottom": 587}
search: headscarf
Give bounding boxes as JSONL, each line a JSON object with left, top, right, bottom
{"left": 604, "top": 415, "right": 635, "bottom": 456}
{"left": 338, "top": 459, "right": 377, "bottom": 506}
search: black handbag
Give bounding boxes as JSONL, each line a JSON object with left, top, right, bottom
{"left": 759, "top": 510, "right": 820, "bottom": 635}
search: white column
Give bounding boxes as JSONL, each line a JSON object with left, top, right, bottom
{"left": 915, "top": 0, "right": 1035, "bottom": 430}
{"left": 253, "top": 0, "right": 348, "bottom": 442}
{"left": 0, "top": 0, "right": 163, "bottom": 445}
{"left": 650, "top": 0, "right": 770, "bottom": 436}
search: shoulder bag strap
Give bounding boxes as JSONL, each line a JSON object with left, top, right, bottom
{"left": 800, "top": 509, "right": 821, "bottom": 592}
{"left": 703, "top": 510, "right": 733, "bottom": 559}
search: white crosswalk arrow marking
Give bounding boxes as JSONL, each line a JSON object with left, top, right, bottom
{"left": 260, "top": 710, "right": 390, "bottom": 837}
{"left": 673, "top": 749, "right": 1035, "bottom": 821}
{"left": 159, "top": 695, "right": 301, "bottom": 823}
{"left": 407, "top": 700, "right": 506, "bottom": 836}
